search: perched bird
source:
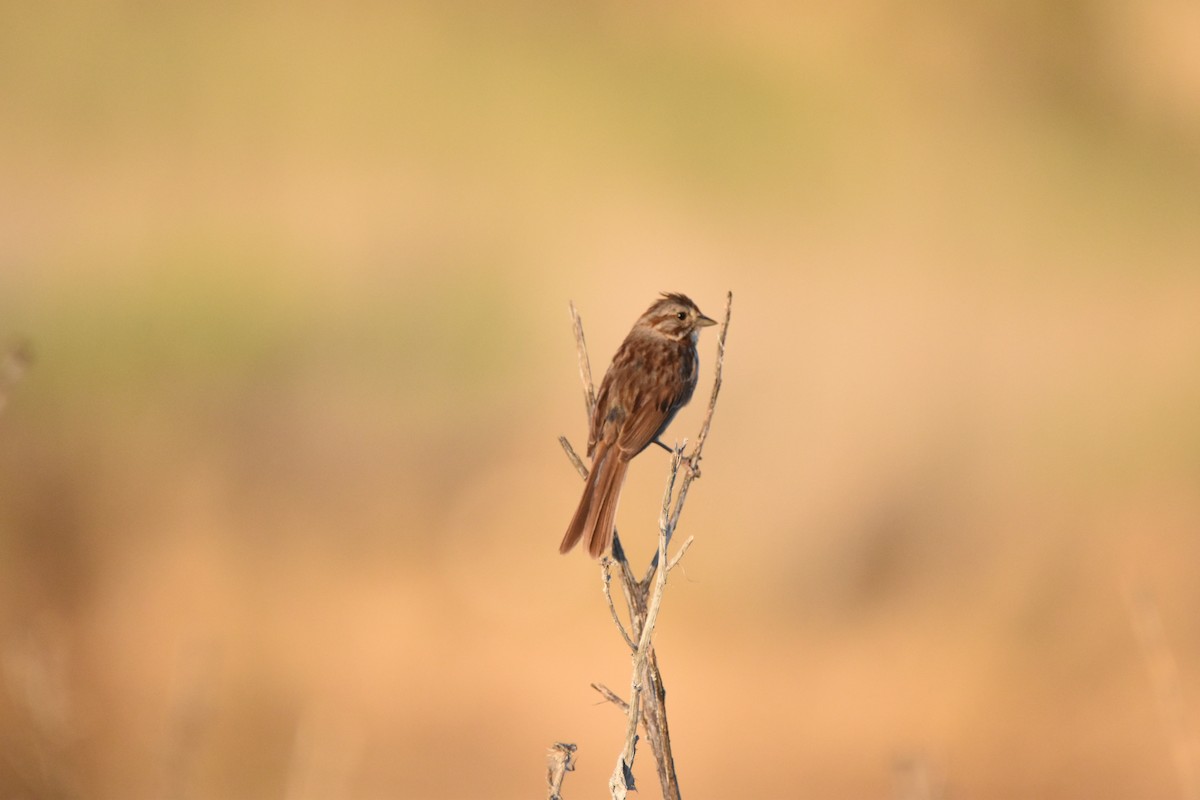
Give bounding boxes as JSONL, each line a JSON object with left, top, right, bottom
{"left": 561, "top": 293, "right": 717, "bottom": 558}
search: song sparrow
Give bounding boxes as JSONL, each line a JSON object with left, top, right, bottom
{"left": 560, "top": 293, "right": 717, "bottom": 558}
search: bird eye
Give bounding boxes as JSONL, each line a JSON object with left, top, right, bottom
{"left": 675, "top": 311, "right": 687, "bottom": 320}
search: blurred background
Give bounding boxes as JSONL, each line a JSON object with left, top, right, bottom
{"left": 2, "top": 1, "right": 1199, "bottom": 798}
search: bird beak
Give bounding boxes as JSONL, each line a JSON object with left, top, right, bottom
{"left": 697, "top": 313, "right": 718, "bottom": 328}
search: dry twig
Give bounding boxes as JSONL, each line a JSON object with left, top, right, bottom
{"left": 569, "top": 302, "right": 596, "bottom": 420}
{"left": 590, "top": 683, "right": 630, "bottom": 713}
{"left": 602, "top": 559, "right": 636, "bottom": 652}
{"left": 558, "top": 436, "right": 589, "bottom": 481}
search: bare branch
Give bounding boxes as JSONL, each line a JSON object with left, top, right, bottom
{"left": 590, "top": 683, "right": 629, "bottom": 713}
{"left": 546, "top": 742, "right": 577, "bottom": 800}
{"left": 559, "top": 436, "right": 589, "bottom": 480}
{"left": 658, "top": 442, "right": 687, "bottom": 538}
{"left": 666, "top": 536, "right": 694, "bottom": 573}
{"left": 569, "top": 301, "right": 596, "bottom": 420}
{"left": 602, "top": 559, "right": 636, "bottom": 652}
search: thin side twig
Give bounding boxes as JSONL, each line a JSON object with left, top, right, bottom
{"left": 601, "top": 559, "right": 636, "bottom": 652}
{"left": 559, "top": 436, "right": 589, "bottom": 480}
{"left": 569, "top": 302, "right": 596, "bottom": 420}
{"left": 640, "top": 649, "right": 675, "bottom": 796}
{"left": 666, "top": 536, "right": 694, "bottom": 573}
{"left": 590, "top": 683, "right": 629, "bottom": 713}
{"left": 688, "top": 291, "right": 732, "bottom": 468}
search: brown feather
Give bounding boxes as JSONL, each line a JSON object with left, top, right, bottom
{"left": 559, "top": 448, "right": 602, "bottom": 554}
{"left": 560, "top": 293, "right": 712, "bottom": 558}
{"left": 583, "top": 449, "right": 629, "bottom": 558}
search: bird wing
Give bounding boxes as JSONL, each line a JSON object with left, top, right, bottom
{"left": 591, "top": 336, "right": 688, "bottom": 460}
{"left": 615, "top": 383, "right": 681, "bottom": 458}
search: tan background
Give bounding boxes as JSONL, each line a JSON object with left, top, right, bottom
{"left": 2, "top": 2, "right": 1200, "bottom": 798}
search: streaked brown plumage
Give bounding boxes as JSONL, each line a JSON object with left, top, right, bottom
{"left": 560, "top": 293, "right": 717, "bottom": 558}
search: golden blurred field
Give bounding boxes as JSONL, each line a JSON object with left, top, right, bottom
{"left": 2, "top": 2, "right": 1200, "bottom": 798}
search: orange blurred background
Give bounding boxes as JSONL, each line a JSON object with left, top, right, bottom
{"left": 2, "top": 2, "right": 1200, "bottom": 798}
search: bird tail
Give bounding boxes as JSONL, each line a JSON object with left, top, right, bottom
{"left": 559, "top": 446, "right": 629, "bottom": 558}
